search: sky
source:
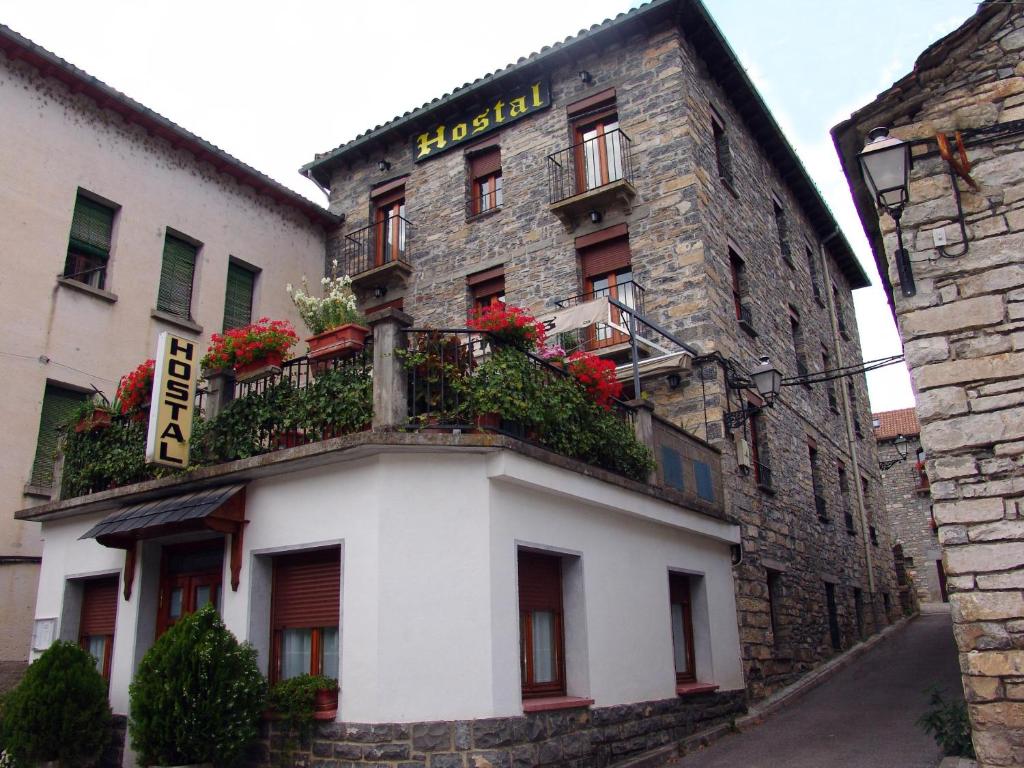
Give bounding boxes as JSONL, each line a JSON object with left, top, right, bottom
{"left": 0, "top": 0, "right": 981, "bottom": 412}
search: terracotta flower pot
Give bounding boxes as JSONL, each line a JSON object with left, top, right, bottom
{"left": 307, "top": 323, "right": 370, "bottom": 362}
{"left": 314, "top": 686, "right": 339, "bottom": 716}
{"left": 234, "top": 352, "right": 284, "bottom": 383}
{"left": 74, "top": 408, "right": 112, "bottom": 433}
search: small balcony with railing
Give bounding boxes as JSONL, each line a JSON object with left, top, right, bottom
{"left": 554, "top": 280, "right": 648, "bottom": 359}
{"left": 340, "top": 215, "right": 413, "bottom": 292}
{"left": 546, "top": 128, "right": 636, "bottom": 231}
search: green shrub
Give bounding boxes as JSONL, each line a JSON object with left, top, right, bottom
{"left": 0, "top": 641, "right": 111, "bottom": 767}
{"left": 129, "top": 605, "right": 266, "bottom": 767}
{"left": 918, "top": 687, "right": 975, "bottom": 758}
{"left": 268, "top": 674, "right": 337, "bottom": 740}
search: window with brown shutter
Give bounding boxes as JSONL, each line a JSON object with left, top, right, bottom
{"left": 371, "top": 184, "right": 407, "bottom": 267}
{"left": 578, "top": 230, "right": 633, "bottom": 348}
{"left": 271, "top": 547, "right": 341, "bottom": 681}
{"left": 468, "top": 147, "right": 503, "bottom": 215}
{"left": 518, "top": 550, "right": 565, "bottom": 697}
{"left": 668, "top": 573, "right": 696, "bottom": 683}
{"left": 467, "top": 265, "right": 505, "bottom": 312}
{"left": 570, "top": 92, "right": 622, "bottom": 193}
{"left": 79, "top": 576, "right": 118, "bottom": 679}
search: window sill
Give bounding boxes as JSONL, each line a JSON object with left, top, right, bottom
{"left": 150, "top": 309, "right": 203, "bottom": 335}
{"left": 522, "top": 696, "right": 594, "bottom": 713}
{"left": 22, "top": 484, "right": 53, "bottom": 500}
{"left": 676, "top": 682, "right": 719, "bottom": 697}
{"left": 467, "top": 206, "right": 503, "bottom": 223}
{"left": 56, "top": 276, "right": 118, "bottom": 303}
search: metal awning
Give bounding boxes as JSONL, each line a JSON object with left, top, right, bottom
{"left": 81, "top": 483, "right": 247, "bottom": 549}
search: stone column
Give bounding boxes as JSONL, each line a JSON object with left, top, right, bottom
{"left": 626, "top": 399, "right": 657, "bottom": 485}
{"left": 369, "top": 308, "right": 414, "bottom": 430}
{"left": 202, "top": 369, "right": 236, "bottom": 420}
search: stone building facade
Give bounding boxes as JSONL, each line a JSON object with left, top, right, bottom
{"left": 833, "top": 2, "right": 1024, "bottom": 764}
{"left": 0, "top": 23, "right": 336, "bottom": 686}
{"left": 874, "top": 408, "right": 945, "bottom": 605}
{"left": 305, "top": 0, "right": 896, "bottom": 703}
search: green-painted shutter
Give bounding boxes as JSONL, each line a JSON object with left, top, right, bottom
{"left": 157, "top": 235, "right": 197, "bottom": 318}
{"left": 69, "top": 195, "right": 114, "bottom": 255}
{"left": 222, "top": 262, "right": 255, "bottom": 330}
{"left": 30, "top": 384, "right": 88, "bottom": 488}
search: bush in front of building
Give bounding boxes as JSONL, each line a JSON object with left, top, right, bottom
{"left": 129, "top": 604, "right": 266, "bottom": 767}
{"left": 0, "top": 641, "right": 112, "bottom": 767}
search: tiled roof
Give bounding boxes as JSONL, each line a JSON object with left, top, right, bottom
{"left": 872, "top": 408, "right": 920, "bottom": 440}
{"left": 301, "top": 0, "right": 868, "bottom": 289}
{"left": 0, "top": 24, "right": 339, "bottom": 227}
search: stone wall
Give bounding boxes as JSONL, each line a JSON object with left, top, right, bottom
{"left": 320, "top": 16, "right": 896, "bottom": 701}
{"left": 878, "top": 433, "right": 944, "bottom": 604}
{"left": 249, "top": 692, "right": 746, "bottom": 768}
{"left": 835, "top": 4, "right": 1024, "bottom": 765}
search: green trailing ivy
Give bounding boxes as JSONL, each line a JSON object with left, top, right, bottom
{"left": 0, "top": 641, "right": 112, "bottom": 767}
{"left": 129, "top": 605, "right": 266, "bottom": 767}
{"left": 60, "top": 417, "right": 157, "bottom": 497}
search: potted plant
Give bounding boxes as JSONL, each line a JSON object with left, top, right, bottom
{"left": 288, "top": 260, "right": 368, "bottom": 362}
{"left": 400, "top": 332, "right": 473, "bottom": 428}
{"left": 201, "top": 318, "right": 298, "bottom": 383}
{"left": 467, "top": 303, "right": 547, "bottom": 352}
{"left": 70, "top": 397, "right": 115, "bottom": 433}
{"left": 128, "top": 604, "right": 266, "bottom": 768}
{"left": 266, "top": 675, "right": 338, "bottom": 767}
{"left": 538, "top": 343, "right": 568, "bottom": 370}
{"left": 467, "top": 345, "right": 546, "bottom": 435}
{"left": 566, "top": 350, "right": 623, "bottom": 409}
{"left": 0, "top": 641, "right": 112, "bottom": 768}
{"left": 116, "top": 359, "right": 156, "bottom": 421}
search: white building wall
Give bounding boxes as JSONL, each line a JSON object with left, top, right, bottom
{"left": 31, "top": 448, "right": 743, "bottom": 730}
{"left": 0, "top": 51, "right": 328, "bottom": 663}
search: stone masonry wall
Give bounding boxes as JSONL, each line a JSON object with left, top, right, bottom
{"left": 248, "top": 692, "right": 746, "bottom": 768}
{"left": 322, "top": 19, "right": 896, "bottom": 702}
{"left": 878, "top": 434, "right": 945, "bottom": 604}
{"left": 841, "top": 6, "right": 1024, "bottom": 765}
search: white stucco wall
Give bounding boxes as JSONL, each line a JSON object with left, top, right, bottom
{"left": 0, "top": 52, "right": 328, "bottom": 661}
{"left": 32, "top": 447, "right": 743, "bottom": 730}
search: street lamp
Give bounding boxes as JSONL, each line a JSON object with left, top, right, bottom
{"left": 859, "top": 127, "right": 916, "bottom": 297}
{"left": 724, "top": 356, "right": 782, "bottom": 428}
{"left": 879, "top": 434, "right": 910, "bottom": 471}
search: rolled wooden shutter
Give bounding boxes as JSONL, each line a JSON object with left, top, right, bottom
{"left": 272, "top": 547, "right": 340, "bottom": 629}
{"left": 157, "top": 235, "right": 197, "bottom": 317}
{"left": 80, "top": 577, "right": 118, "bottom": 637}
{"left": 468, "top": 266, "right": 505, "bottom": 300}
{"left": 223, "top": 262, "right": 255, "bottom": 330}
{"left": 30, "top": 384, "right": 88, "bottom": 487}
{"left": 580, "top": 236, "right": 631, "bottom": 278}
{"left": 69, "top": 195, "right": 114, "bottom": 256}
{"left": 469, "top": 147, "right": 501, "bottom": 179}
{"left": 517, "top": 551, "right": 562, "bottom": 612}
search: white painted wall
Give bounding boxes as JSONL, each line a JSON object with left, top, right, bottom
{"left": 32, "top": 447, "right": 743, "bottom": 730}
{"left": 0, "top": 53, "right": 328, "bottom": 662}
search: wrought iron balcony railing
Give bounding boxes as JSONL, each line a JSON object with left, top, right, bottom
{"left": 555, "top": 280, "right": 646, "bottom": 352}
{"left": 341, "top": 216, "right": 412, "bottom": 278}
{"left": 547, "top": 128, "right": 635, "bottom": 205}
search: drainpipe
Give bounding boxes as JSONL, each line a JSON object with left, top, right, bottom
{"left": 820, "top": 250, "right": 877, "bottom": 604}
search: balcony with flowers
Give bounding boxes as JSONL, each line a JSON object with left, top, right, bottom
{"left": 47, "top": 289, "right": 723, "bottom": 519}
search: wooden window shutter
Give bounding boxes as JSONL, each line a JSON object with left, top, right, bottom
{"left": 272, "top": 547, "right": 340, "bottom": 629}
{"left": 157, "top": 235, "right": 197, "bottom": 318}
{"left": 469, "top": 147, "right": 501, "bottom": 179}
{"left": 69, "top": 195, "right": 114, "bottom": 257}
{"left": 223, "top": 262, "right": 255, "bottom": 330}
{"left": 468, "top": 265, "right": 505, "bottom": 300}
{"left": 580, "top": 236, "right": 631, "bottom": 278}
{"left": 30, "top": 384, "right": 88, "bottom": 487}
{"left": 79, "top": 577, "right": 118, "bottom": 637}
{"left": 517, "top": 550, "right": 562, "bottom": 612}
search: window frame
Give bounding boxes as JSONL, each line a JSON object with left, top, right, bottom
{"left": 467, "top": 146, "right": 503, "bottom": 216}
{"left": 710, "top": 107, "right": 734, "bottom": 190}
{"left": 78, "top": 576, "right": 118, "bottom": 680}
{"left": 156, "top": 232, "right": 199, "bottom": 320}
{"left": 270, "top": 547, "right": 341, "bottom": 683}
{"left": 518, "top": 549, "right": 567, "bottom": 698}
{"left": 467, "top": 265, "right": 506, "bottom": 314}
{"left": 372, "top": 187, "right": 406, "bottom": 267}
{"left": 222, "top": 258, "right": 258, "bottom": 331}
{"left": 64, "top": 192, "right": 117, "bottom": 290}
{"left": 570, "top": 98, "right": 622, "bottom": 193}
{"left": 30, "top": 383, "right": 89, "bottom": 489}
{"left": 668, "top": 572, "right": 697, "bottom": 683}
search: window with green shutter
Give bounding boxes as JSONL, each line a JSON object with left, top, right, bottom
{"left": 30, "top": 384, "right": 88, "bottom": 488}
{"left": 64, "top": 194, "right": 115, "bottom": 290}
{"left": 157, "top": 235, "right": 198, "bottom": 319}
{"left": 222, "top": 261, "right": 256, "bottom": 330}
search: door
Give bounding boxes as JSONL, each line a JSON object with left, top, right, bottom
{"left": 156, "top": 541, "right": 224, "bottom": 637}
{"left": 374, "top": 197, "right": 406, "bottom": 266}
{"left": 575, "top": 112, "right": 622, "bottom": 192}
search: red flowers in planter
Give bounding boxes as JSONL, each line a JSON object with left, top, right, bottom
{"left": 567, "top": 350, "right": 622, "bottom": 409}
{"left": 201, "top": 318, "right": 299, "bottom": 372}
{"left": 116, "top": 359, "right": 155, "bottom": 415}
{"left": 467, "top": 304, "right": 546, "bottom": 351}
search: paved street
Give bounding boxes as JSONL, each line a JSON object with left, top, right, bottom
{"left": 672, "top": 610, "right": 963, "bottom": 768}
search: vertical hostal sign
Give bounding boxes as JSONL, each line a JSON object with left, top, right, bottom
{"left": 146, "top": 332, "right": 199, "bottom": 467}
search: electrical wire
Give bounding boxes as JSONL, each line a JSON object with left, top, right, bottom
{"left": 781, "top": 354, "right": 905, "bottom": 387}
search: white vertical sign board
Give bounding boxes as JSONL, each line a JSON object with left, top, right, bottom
{"left": 145, "top": 332, "right": 199, "bottom": 467}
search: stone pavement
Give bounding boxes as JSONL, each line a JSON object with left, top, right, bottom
{"left": 668, "top": 610, "right": 962, "bottom": 768}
